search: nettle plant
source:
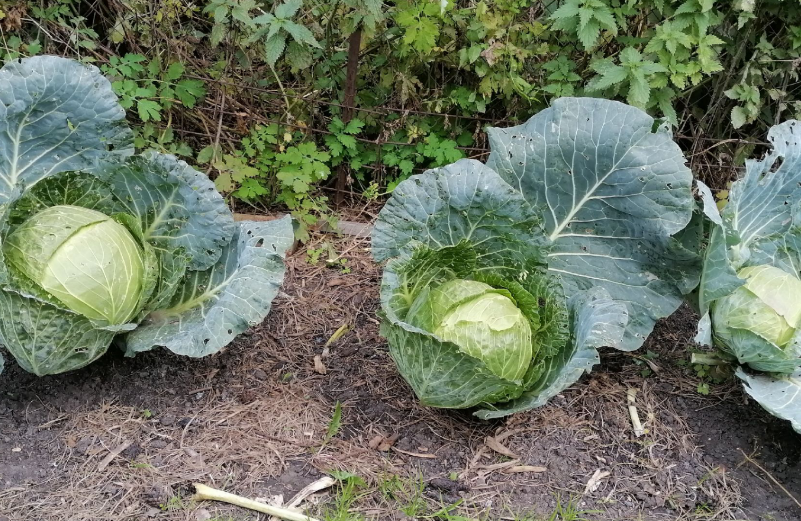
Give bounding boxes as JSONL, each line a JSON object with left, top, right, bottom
{"left": 694, "top": 121, "right": 801, "bottom": 433}
{"left": 0, "top": 56, "right": 293, "bottom": 377}
{"left": 372, "top": 98, "right": 700, "bottom": 418}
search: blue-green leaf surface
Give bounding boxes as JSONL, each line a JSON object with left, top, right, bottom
{"left": 723, "top": 120, "right": 801, "bottom": 258}
{"left": 485, "top": 97, "right": 696, "bottom": 350}
{"left": 0, "top": 56, "right": 131, "bottom": 203}
{"left": 372, "top": 158, "right": 548, "bottom": 272}
{"left": 123, "top": 216, "right": 293, "bottom": 357}
{"left": 694, "top": 182, "right": 743, "bottom": 321}
{"left": 92, "top": 154, "right": 236, "bottom": 271}
{"left": 737, "top": 367, "right": 801, "bottom": 433}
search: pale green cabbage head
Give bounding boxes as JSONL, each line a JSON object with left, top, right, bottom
{"left": 4, "top": 205, "right": 145, "bottom": 325}
{"left": 408, "top": 279, "right": 533, "bottom": 382}
{"left": 712, "top": 264, "right": 801, "bottom": 350}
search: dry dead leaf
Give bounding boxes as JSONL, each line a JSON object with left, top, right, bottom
{"left": 504, "top": 465, "right": 547, "bottom": 474}
{"left": 313, "top": 355, "right": 327, "bottom": 375}
{"left": 368, "top": 435, "right": 384, "bottom": 450}
{"left": 584, "top": 469, "right": 611, "bottom": 494}
{"left": 391, "top": 447, "right": 436, "bottom": 459}
{"left": 377, "top": 434, "right": 399, "bottom": 452}
{"left": 485, "top": 435, "right": 518, "bottom": 458}
{"left": 97, "top": 440, "right": 131, "bottom": 471}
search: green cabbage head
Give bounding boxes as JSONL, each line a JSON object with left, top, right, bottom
{"left": 407, "top": 279, "right": 533, "bottom": 382}
{"left": 373, "top": 97, "right": 699, "bottom": 418}
{"left": 711, "top": 264, "right": 801, "bottom": 372}
{"left": 4, "top": 205, "right": 145, "bottom": 325}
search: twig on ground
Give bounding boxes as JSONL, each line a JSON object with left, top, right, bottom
{"left": 738, "top": 448, "right": 801, "bottom": 509}
{"left": 193, "top": 483, "right": 321, "bottom": 521}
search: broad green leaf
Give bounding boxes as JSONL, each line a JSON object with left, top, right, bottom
{"left": 382, "top": 319, "right": 522, "bottom": 408}
{"left": 0, "top": 56, "right": 132, "bottom": 203}
{"left": 276, "top": 0, "right": 302, "bottom": 19}
{"left": 123, "top": 216, "right": 293, "bottom": 357}
{"left": 0, "top": 288, "right": 115, "bottom": 376}
{"left": 723, "top": 120, "right": 801, "bottom": 259}
{"left": 486, "top": 97, "right": 697, "bottom": 351}
{"left": 692, "top": 181, "right": 743, "bottom": 324}
{"left": 372, "top": 158, "right": 548, "bottom": 272}
{"left": 165, "top": 62, "right": 185, "bottom": 81}
{"left": 91, "top": 153, "right": 236, "bottom": 271}
{"left": 283, "top": 21, "right": 321, "bottom": 48}
{"left": 737, "top": 368, "right": 801, "bottom": 433}
{"left": 137, "top": 99, "right": 162, "bottom": 122}
{"left": 264, "top": 33, "right": 287, "bottom": 66}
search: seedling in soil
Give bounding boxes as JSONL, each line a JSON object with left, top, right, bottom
{"left": 319, "top": 401, "right": 343, "bottom": 452}
{"left": 543, "top": 494, "right": 600, "bottom": 521}
{"left": 322, "top": 471, "right": 367, "bottom": 521}
{"left": 160, "top": 495, "right": 187, "bottom": 511}
{"left": 377, "top": 473, "right": 427, "bottom": 516}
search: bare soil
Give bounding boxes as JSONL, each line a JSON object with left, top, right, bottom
{"left": 0, "top": 233, "right": 799, "bottom": 521}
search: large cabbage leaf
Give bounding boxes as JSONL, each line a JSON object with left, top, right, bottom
{"left": 124, "top": 216, "right": 294, "bottom": 357}
{"left": 737, "top": 368, "right": 801, "bottom": 433}
{"left": 0, "top": 288, "right": 117, "bottom": 375}
{"left": 486, "top": 97, "right": 697, "bottom": 351}
{"left": 92, "top": 154, "right": 236, "bottom": 271}
{"left": 372, "top": 158, "right": 548, "bottom": 269}
{"left": 723, "top": 120, "right": 801, "bottom": 260}
{"left": 0, "top": 56, "right": 132, "bottom": 204}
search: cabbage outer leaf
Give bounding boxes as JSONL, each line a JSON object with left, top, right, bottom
{"left": 0, "top": 56, "right": 131, "bottom": 204}
{"left": 694, "top": 181, "right": 744, "bottom": 321}
{"left": 723, "top": 120, "right": 801, "bottom": 258}
{"left": 0, "top": 289, "right": 116, "bottom": 375}
{"left": 92, "top": 154, "right": 236, "bottom": 271}
{"left": 486, "top": 97, "right": 697, "bottom": 351}
{"left": 123, "top": 216, "right": 293, "bottom": 357}
{"left": 737, "top": 367, "right": 801, "bottom": 434}
{"left": 372, "top": 158, "right": 548, "bottom": 270}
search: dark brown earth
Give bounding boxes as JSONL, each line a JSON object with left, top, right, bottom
{"left": 0, "top": 234, "right": 799, "bottom": 521}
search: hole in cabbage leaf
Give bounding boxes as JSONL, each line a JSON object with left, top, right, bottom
{"left": 769, "top": 156, "right": 784, "bottom": 174}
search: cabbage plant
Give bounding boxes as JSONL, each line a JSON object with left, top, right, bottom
{"left": 373, "top": 98, "right": 699, "bottom": 418}
{"left": 694, "top": 120, "right": 801, "bottom": 433}
{"left": 0, "top": 56, "right": 293, "bottom": 376}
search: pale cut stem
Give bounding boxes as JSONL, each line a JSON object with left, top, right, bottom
{"left": 193, "top": 483, "right": 321, "bottom": 521}
{"left": 690, "top": 352, "right": 729, "bottom": 366}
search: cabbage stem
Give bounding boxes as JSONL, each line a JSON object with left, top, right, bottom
{"left": 193, "top": 483, "right": 320, "bottom": 521}
{"left": 690, "top": 352, "right": 730, "bottom": 366}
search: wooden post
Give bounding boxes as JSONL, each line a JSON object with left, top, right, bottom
{"left": 335, "top": 29, "right": 362, "bottom": 205}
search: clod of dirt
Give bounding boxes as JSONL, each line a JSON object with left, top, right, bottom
{"left": 122, "top": 442, "right": 141, "bottom": 460}
{"left": 427, "top": 477, "right": 469, "bottom": 494}
{"left": 143, "top": 484, "right": 173, "bottom": 508}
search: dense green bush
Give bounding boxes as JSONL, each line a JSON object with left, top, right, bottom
{"left": 1, "top": 0, "right": 798, "bottom": 230}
